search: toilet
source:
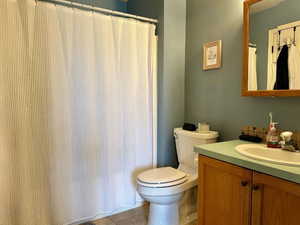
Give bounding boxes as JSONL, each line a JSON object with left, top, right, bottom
{"left": 137, "top": 128, "right": 219, "bottom": 225}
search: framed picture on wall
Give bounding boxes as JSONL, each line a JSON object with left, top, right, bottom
{"left": 203, "top": 40, "right": 222, "bottom": 70}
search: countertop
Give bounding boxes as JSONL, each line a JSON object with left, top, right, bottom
{"left": 194, "top": 140, "right": 300, "bottom": 184}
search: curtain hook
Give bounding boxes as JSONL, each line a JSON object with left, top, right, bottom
{"left": 278, "top": 30, "right": 281, "bottom": 51}
{"left": 70, "top": 0, "right": 74, "bottom": 11}
{"left": 89, "top": 0, "right": 94, "bottom": 14}
{"left": 107, "top": 9, "right": 113, "bottom": 17}
{"left": 294, "top": 27, "right": 297, "bottom": 46}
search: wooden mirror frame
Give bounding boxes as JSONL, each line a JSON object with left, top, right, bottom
{"left": 242, "top": 0, "right": 300, "bottom": 97}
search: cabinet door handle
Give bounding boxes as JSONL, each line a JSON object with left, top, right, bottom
{"left": 253, "top": 184, "right": 260, "bottom": 191}
{"left": 241, "top": 181, "right": 249, "bottom": 187}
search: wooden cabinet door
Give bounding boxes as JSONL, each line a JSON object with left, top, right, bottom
{"left": 198, "top": 156, "right": 252, "bottom": 225}
{"left": 252, "top": 172, "right": 300, "bottom": 225}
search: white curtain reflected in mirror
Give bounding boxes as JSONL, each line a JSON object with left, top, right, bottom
{"left": 248, "top": 46, "right": 258, "bottom": 91}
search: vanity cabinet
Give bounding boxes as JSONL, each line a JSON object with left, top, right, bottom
{"left": 198, "top": 156, "right": 252, "bottom": 225}
{"left": 198, "top": 155, "right": 300, "bottom": 225}
{"left": 252, "top": 172, "right": 300, "bottom": 225}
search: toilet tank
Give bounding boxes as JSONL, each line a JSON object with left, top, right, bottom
{"left": 174, "top": 128, "right": 218, "bottom": 174}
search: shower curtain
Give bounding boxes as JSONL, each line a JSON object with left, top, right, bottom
{"left": 0, "top": 1, "right": 157, "bottom": 225}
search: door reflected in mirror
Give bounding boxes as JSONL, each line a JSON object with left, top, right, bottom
{"left": 248, "top": 0, "right": 300, "bottom": 91}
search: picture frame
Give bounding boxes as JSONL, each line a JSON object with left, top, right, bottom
{"left": 203, "top": 40, "right": 222, "bottom": 70}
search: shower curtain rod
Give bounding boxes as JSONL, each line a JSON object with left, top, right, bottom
{"left": 37, "top": 0, "right": 159, "bottom": 24}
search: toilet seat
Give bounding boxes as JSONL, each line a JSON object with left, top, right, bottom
{"left": 138, "top": 176, "right": 188, "bottom": 188}
{"left": 137, "top": 174, "right": 198, "bottom": 196}
{"left": 137, "top": 167, "right": 188, "bottom": 188}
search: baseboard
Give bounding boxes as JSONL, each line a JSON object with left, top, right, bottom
{"left": 90, "top": 201, "right": 145, "bottom": 221}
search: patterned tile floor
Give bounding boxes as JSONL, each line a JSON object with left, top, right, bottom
{"left": 82, "top": 204, "right": 197, "bottom": 225}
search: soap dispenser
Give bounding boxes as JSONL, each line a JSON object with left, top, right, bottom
{"left": 266, "top": 113, "right": 280, "bottom": 148}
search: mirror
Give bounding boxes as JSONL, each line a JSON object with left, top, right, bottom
{"left": 243, "top": 0, "right": 300, "bottom": 96}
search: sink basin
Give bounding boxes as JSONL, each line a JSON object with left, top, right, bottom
{"left": 236, "top": 144, "right": 300, "bottom": 167}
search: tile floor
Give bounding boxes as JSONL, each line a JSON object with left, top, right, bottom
{"left": 82, "top": 204, "right": 198, "bottom": 225}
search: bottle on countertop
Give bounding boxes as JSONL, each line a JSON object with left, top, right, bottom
{"left": 197, "top": 122, "right": 210, "bottom": 132}
{"left": 266, "top": 113, "right": 280, "bottom": 148}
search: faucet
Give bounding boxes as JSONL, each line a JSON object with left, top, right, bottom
{"left": 280, "top": 131, "right": 299, "bottom": 152}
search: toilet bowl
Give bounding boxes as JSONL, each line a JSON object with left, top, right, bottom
{"left": 138, "top": 168, "right": 197, "bottom": 225}
{"left": 137, "top": 128, "right": 218, "bottom": 225}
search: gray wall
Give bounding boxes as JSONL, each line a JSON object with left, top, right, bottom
{"left": 128, "top": 0, "right": 186, "bottom": 167}
{"left": 185, "top": 0, "right": 300, "bottom": 141}
{"left": 127, "top": 0, "right": 161, "bottom": 19}
{"left": 250, "top": 0, "right": 300, "bottom": 89}
{"left": 161, "top": 0, "right": 186, "bottom": 167}
{"left": 71, "top": 0, "right": 127, "bottom": 12}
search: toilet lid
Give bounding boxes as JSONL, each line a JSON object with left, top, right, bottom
{"left": 137, "top": 167, "right": 187, "bottom": 185}
{"left": 137, "top": 176, "right": 188, "bottom": 188}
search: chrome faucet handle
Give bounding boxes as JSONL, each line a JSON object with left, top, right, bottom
{"left": 280, "top": 131, "right": 293, "bottom": 143}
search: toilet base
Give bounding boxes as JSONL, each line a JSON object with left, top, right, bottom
{"left": 148, "top": 202, "right": 180, "bottom": 225}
